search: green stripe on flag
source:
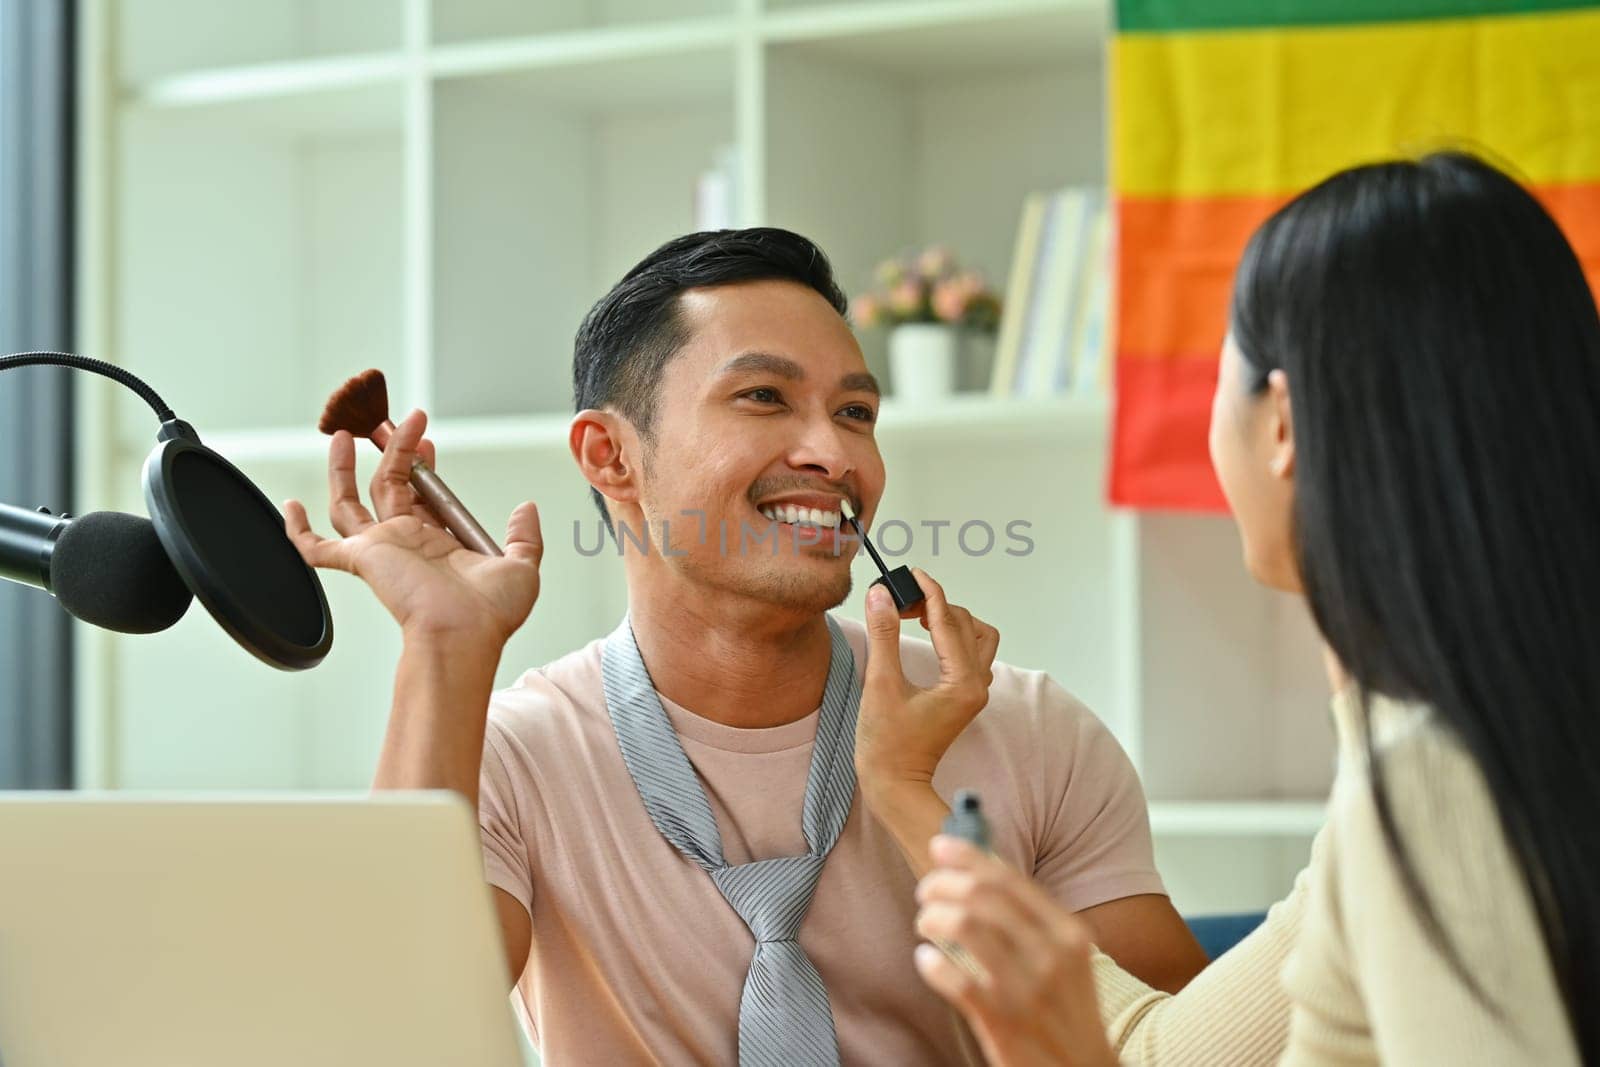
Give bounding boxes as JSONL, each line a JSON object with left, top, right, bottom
{"left": 1116, "top": 0, "right": 1598, "bottom": 33}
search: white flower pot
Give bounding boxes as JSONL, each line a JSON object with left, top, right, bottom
{"left": 889, "top": 323, "right": 959, "bottom": 403}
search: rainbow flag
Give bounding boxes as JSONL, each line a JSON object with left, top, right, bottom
{"left": 1110, "top": 0, "right": 1600, "bottom": 510}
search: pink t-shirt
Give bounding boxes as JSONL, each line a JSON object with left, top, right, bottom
{"left": 479, "top": 615, "right": 1162, "bottom": 1064}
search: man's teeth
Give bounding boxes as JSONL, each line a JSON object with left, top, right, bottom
{"left": 758, "top": 504, "right": 841, "bottom": 528}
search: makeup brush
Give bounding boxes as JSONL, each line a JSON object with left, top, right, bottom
{"left": 318, "top": 369, "right": 503, "bottom": 556}
{"left": 839, "top": 497, "right": 925, "bottom": 612}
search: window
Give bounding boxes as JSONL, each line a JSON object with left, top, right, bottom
{"left": 0, "top": 0, "right": 74, "bottom": 789}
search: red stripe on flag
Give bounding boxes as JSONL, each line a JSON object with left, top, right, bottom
{"left": 1109, "top": 355, "right": 1228, "bottom": 511}
{"left": 1118, "top": 184, "right": 1600, "bottom": 362}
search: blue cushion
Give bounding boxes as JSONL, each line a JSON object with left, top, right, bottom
{"left": 1185, "top": 911, "right": 1268, "bottom": 960}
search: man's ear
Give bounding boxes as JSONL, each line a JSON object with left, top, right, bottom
{"left": 1266, "top": 369, "right": 1296, "bottom": 481}
{"left": 570, "top": 409, "right": 640, "bottom": 506}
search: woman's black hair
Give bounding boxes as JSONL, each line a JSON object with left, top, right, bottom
{"left": 1231, "top": 151, "right": 1600, "bottom": 1061}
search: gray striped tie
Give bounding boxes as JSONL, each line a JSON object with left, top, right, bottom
{"left": 602, "top": 615, "right": 860, "bottom": 1067}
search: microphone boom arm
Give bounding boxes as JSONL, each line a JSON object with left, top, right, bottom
{"left": 0, "top": 350, "right": 177, "bottom": 422}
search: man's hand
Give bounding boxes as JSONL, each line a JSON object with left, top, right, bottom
{"left": 915, "top": 836, "right": 1117, "bottom": 1067}
{"left": 283, "top": 409, "right": 543, "bottom": 987}
{"left": 855, "top": 568, "right": 999, "bottom": 789}
{"left": 853, "top": 569, "right": 999, "bottom": 877}
{"left": 282, "top": 409, "right": 543, "bottom": 645}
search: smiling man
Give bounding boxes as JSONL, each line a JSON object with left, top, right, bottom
{"left": 285, "top": 228, "right": 1206, "bottom": 1064}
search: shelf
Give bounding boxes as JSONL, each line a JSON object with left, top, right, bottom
{"left": 431, "top": 38, "right": 736, "bottom": 112}
{"left": 123, "top": 21, "right": 737, "bottom": 116}
{"left": 114, "top": 0, "right": 405, "bottom": 87}
{"left": 762, "top": 0, "right": 1105, "bottom": 75}
{"left": 167, "top": 394, "right": 1107, "bottom": 465}
{"left": 126, "top": 53, "right": 408, "bottom": 112}
{"left": 115, "top": 3, "right": 1106, "bottom": 116}
{"left": 1148, "top": 801, "right": 1327, "bottom": 837}
{"left": 123, "top": 75, "right": 406, "bottom": 140}
{"left": 429, "top": 18, "right": 738, "bottom": 90}
{"left": 431, "top": 0, "right": 733, "bottom": 46}
{"left": 877, "top": 392, "right": 1107, "bottom": 440}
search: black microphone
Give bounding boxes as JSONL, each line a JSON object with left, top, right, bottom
{"left": 1, "top": 351, "right": 333, "bottom": 670}
{"left": 0, "top": 503, "right": 193, "bottom": 633}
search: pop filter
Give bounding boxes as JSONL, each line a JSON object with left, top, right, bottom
{"left": 1, "top": 351, "right": 333, "bottom": 671}
{"left": 144, "top": 420, "right": 332, "bottom": 671}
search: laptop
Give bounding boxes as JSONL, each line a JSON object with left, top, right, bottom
{"left": 0, "top": 792, "right": 526, "bottom": 1067}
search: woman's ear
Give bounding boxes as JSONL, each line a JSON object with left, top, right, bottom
{"left": 570, "top": 410, "right": 639, "bottom": 508}
{"left": 1266, "top": 369, "right": 1296, "bottom": 480}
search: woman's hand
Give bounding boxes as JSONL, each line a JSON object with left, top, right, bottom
{"left": 915, "top": 836, "right": 1118, "bottom": 1067}
{"left": 282, "top": 409, "right": 543, "bottom": 647}
{"left": 854, "top": 568, "right": 1000, "bottom": 789}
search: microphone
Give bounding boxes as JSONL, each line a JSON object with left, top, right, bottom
{"left": 0, "top": 503, "right": 192, "bottom": 634}
{"left": 1, "top": 351, "right": 333, "bottom": 670}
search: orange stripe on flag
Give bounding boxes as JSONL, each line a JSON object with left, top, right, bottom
{"left": 1118, "top": 182, "right": 1600, "bottom": 360}
{"left": 1109, "top": 356, "right": 1227, "bottom": 512}
{"left": 1116, "top": 194, "right": 1285, "bottom": 360}
{"left": 1537, "top": 183, "right": 1600, "bottom": 287}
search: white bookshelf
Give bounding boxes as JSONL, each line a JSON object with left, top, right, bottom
{"left": 76, "top": 0, "right": 1330, "bottom": 917}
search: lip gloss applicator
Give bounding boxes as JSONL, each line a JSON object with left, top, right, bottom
{"left": 839, "top": 497, "right": 925, "bottom": 612}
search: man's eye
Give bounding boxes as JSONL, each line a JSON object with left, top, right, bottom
{"left": 742, "top": 387, "right": 782, "bottom": 404}
{"left": 840, "top": 404, "right": 877, "bottom": 423}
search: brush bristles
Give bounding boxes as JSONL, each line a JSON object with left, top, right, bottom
{"left": 840, "top": 497, "right": 856, "bottom": 523}
{"left": 318, "top": 368, "right": 391, "bottom": 437}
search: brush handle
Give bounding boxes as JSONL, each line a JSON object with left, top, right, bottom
{"left": 369, "top": 421, "right": 503, "bottom": 556}
{"left": 409, "top": 463, "right": 503, "bottom": 556}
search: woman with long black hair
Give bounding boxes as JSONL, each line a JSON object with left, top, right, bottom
{"left": 909, "top": 152, "right": 1596, "bottom": 1064}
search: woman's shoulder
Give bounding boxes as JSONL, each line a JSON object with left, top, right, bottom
{"left": 1318, "top": 694, "right": 1568, "bottom": 1004}
{"left": 1325, "top": 692, "right": 1512, "bottom": 919}
{"left": 1312, "top": 694, "right": 1548, "bottom": 1004}
{"left": 1299, "top": 694, "right": 1574, "bottom": 1062}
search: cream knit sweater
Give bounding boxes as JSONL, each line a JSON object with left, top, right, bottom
{"left": 1093, "top": 691, "right": 1579, "bottom": 1065}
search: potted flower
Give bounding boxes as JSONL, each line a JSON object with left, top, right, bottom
{"left": 852, "top": 246, "right": 1001, "bottom": 402}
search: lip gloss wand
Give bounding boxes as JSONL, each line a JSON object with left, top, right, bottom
{"left": 839, "top": 497, "right": 925, "bottom": 612}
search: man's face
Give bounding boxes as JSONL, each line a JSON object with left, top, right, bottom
{"left": 632, "top": 279, "right": 885, "bottom": 614}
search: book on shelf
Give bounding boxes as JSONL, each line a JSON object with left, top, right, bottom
{"left": 989, "top": 192, "right": 1048, "bottom": 398}
{"left": 1067, "top": 203, "right": 1112, "bottom": 396}
{"left": 989, "top": 186, "right": 1110, "bottom": 398}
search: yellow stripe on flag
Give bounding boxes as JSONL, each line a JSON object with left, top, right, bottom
{"left": 1114, "top": 9, "right": 1600, "bottom": 198}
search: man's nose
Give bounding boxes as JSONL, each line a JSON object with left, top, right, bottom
{"left": 787, "top": 413, "right": 857, "bottom": 479}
